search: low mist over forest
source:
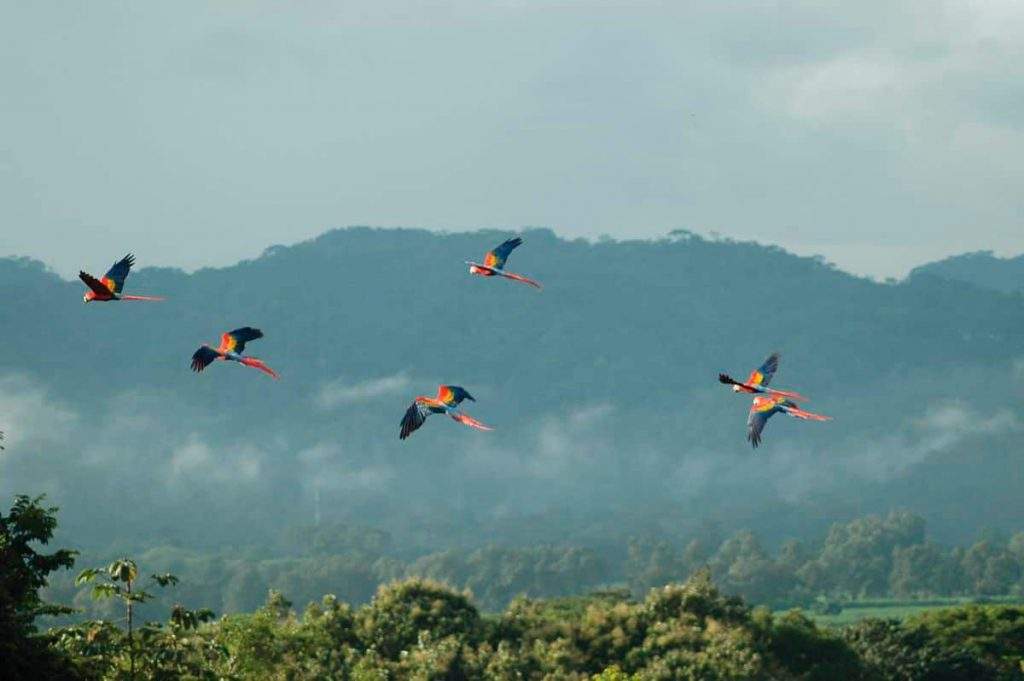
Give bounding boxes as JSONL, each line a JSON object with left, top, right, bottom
{"left": 1, "top": 228, "right": 1022, "bottom": 594}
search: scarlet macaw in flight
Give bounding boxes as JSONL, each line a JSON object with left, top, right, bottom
{"left": 400, "top": 385, "right": 493, "bottom": 440}
{"left": 190, "top": 327, "right": 279, "bottom": 379}
{"left": 466, "top": 237, "right": 542, "bottom": 289}
{"left": 746, "top": 394, "right": 831, "bottom": 448}
{"left": 79, "top": 254, "right": 164, "bottom": 303}
{"left": 718, "top": 352, "right": 807, "bottom": 401}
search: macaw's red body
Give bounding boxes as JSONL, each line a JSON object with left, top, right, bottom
{"left": 190, "top": 327, "right": 279, "bottom": 379}
{"left": 746, "top": 394, "right": 831, "bottom": 448}
{"left": 466, "top": 237, "right": 542, "bottom": 290}
{"left": 80, "top": 253, "right": 164, "bottom": 303}
{"left": 718, "top": 352, "right": 807, "bottom": 402}
{"left": 400, "top": 385, "right": 493, "bottom": 440}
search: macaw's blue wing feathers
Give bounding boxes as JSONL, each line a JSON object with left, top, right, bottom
{"left": 400, "top": 401, "right": 431, "bottom": 440}
{"left": 746, "top": 396, "right": 782, "bottom": 448}
{"left": 757, "top": 352, "right": 780, "bottom": 386}
{"left": 484, "top": 237, "right": 523, "bottom": 269}
{"left": 437, "top": 385, "right": 474, "bottom": 407}
{"left": 79, "top": 271, "right": 112, "bottom": 296}
{"left": 220, "top": 327, "right": 264, "bottom": 354}
{"left": 102, "top": 254, "right": 135, "bottom": 294}
{"left": 448, "top": 386, "right": 474, "bottom": 404}
{"left": 190, "top": 346, "right": 220, "bottom": 373}
{"left": 747, "top": 407, "right": 773, "bottom": 448}
{"left": 746, "top": 352, "right": 780, "bottom": 388}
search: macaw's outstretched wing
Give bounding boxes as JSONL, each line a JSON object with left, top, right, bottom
{"left": 746, "top": 352, "right": 780, "bottom": 388}
{"left": 218, "top": 327, "right": 264, "bottom": 354}
{"left": 483, "top": 237, "right": 523, "bottom": 269}
{"left": 437, "top": 385, "right": 474, "bottom": 407}
{"left": 102, "top": 254, "right": 135, "bottom": 294}
{"left": 190, "top": 346, "right": 220, "bottom": 373}
{"left": 746, "top": 396, "right": 781, "bottom": 448}
{"left": 400, "top": 401, "right": 432, "bottom": 440}
{"left": 746, "top": 409, "right": 772, "bottom": 448}
{"left": 79, "top": 271, "right": 114, "bottom": 296}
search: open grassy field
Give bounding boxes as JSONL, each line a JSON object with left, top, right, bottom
{"left": 779, "top": 596, "right": 1024, "bottom": 627}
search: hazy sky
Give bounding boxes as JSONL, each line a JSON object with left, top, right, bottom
{"left": 2, "top": 1, "right": 1022, "bottom": 279}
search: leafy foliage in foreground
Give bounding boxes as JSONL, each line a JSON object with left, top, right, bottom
{"left": 0, "top": 495, "right": 79, "bottom": 680}
{"left": 46, "top": 572, "right": 1024, "bottom": 680}
{"left": 7, "top": 496, "right": 1024, "bottom": 680}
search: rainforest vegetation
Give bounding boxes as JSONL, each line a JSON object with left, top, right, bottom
{"left": 40, "top": 507, "right": 1024, "bottom": 621}
{"left": 5, "top": 495, "right": 1024, "bottom": 680}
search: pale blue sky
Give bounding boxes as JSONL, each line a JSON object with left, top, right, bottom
{"left": 2, "top": 1, "right": 1022, "bottom": 279}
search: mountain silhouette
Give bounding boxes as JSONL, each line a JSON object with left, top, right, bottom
{"left": 0, "top": 227, "right": 1021, "bottom": 553}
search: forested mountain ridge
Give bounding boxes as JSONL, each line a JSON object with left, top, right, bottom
{"left": 910, "top": 250, "right": 1024, "bottom": 294}
{"left": 0, "top": 227, "right": 1022, "bottom": 556}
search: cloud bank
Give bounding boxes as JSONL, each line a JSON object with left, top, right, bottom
{"left": 2, "top": 2, "right": 1023, "bottom": 279}
{"left": 316, "top": 373, "right": 411, "bottom": 409}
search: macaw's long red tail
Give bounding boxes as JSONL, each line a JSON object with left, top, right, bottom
{"left": 450, "top": 411, "right": 493, "bottom": 431}
{"left": 785, "top": 405, "right": 831, "bottom": 421}
{"left": 500, "top": 270, "right": 543, "bottom": 290}
{"left": 241, "top": 357, "right": 280, "bottom": 379}
{"left": 120, "top": 295, "right": 165, "bottom": 301}
{"left": 765, "top": 387, "right": 809, "bottom": 402}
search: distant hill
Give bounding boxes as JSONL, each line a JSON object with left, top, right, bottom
{"left": 910, "top": 251, "right": 1024, "bottom": 294}
{"left": 1, "top": 228, "right": 1022, "bottom": 554}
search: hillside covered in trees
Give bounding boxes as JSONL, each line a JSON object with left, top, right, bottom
{"left": 1, "top": 227, "right": 1022, "bottom": 555}
{"left": 2, "top": 229, "right": 1024, "bottom": 677}
{"left": 910, "top": 251, "right": 1024, "bottom": 294}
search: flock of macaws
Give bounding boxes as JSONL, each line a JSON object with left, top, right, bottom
{"left": 78, "top": 238, "right": 829, "bottom": 447}
{"left": 718, "top": 353, "right": 831, "bottom": 448}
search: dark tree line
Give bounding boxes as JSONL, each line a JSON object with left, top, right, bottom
{"left": 629, "top": 511, "right": 1024, "bottom": 608}
{"left": 43, "top": 510, "right": 1024, "bottom": 623}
